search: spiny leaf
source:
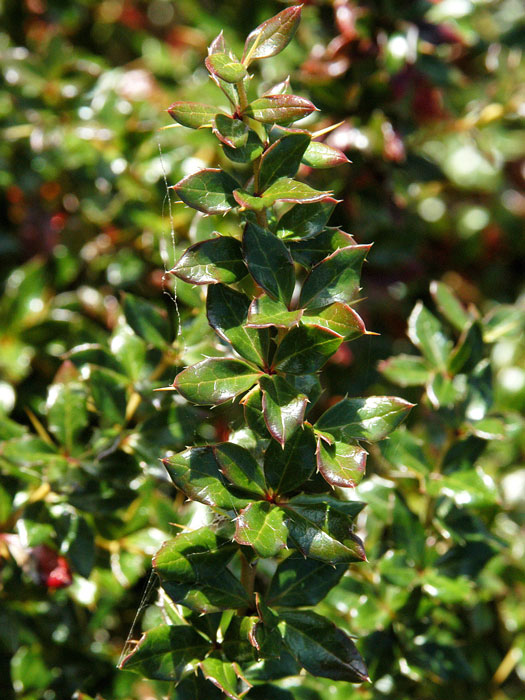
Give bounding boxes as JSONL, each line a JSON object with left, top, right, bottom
{"left": 235, "top": 501, "right": 288, "bottom": 558}
{"left": 205, "top": 53, "right": 247, "bottom": 83}
{"left": 235, "top": 178, "right": 335, "bottom": 211}
{"left": 267, "top": 554, "right": 347, "bottom": 607}
{"left": 242, "top": 222, "right": 295, "bottom": 305}
{"left": 247, "top": 295, "right": 304, "bottom": 329}
{"left": 168, "top": 102, "right": 220, "bottom": 129}
{"left": 264, "top": 425, "right": 316, "bottom": 494}
{"left": 316, "top": 439, "right": 367, "bottom": 488}
{"left": 290, "top": 229, "right": 356, "bottom": 268}
{"left": 243, "top": 95, "right": 317, "bottom": 124}
{"left": 316, "top": 396, "right": 414, "bottom": 442}
{"left": 303, "top": 303, "right": 366, "bottom": 341}
{"left": 170, "top": 236, "right": 246, "bottom": 285}
{"left": 277, "top": 201, "right": 337, "bottom": 240}
{"left": 302, "top": 141, "right": 349, "bottom": 168}
{"left": 243, "top": 5, "right": 302, "bottom": 64}
{"left": 173, "top": 169, "right": 239, "bottom": 214}
{"left": 163, "top": 574, "right": 250, "bottom": 614}
{"left": 174, "top": 358, "right": 260, "bottom": 405}
{"left": 259, "top": 374, "right": 308, "bottom": 447}
{"left": 214, "top": 442, "right": 267, "bottom": 496}
{"left": 272, "top": 324, "right": 342, "bottom": 374}
{"left": 258, "top": 133, "right": 311, "bottom": 190}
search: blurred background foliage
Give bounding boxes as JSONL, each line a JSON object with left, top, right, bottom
{"left": 0, "top": 0, "right": 524, "bottom": 698}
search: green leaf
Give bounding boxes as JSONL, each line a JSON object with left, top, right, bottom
{"left": 408, "top": 301, "right": 453, "bottom": 371}
{"left": 272, "top": 324, "right": 342, "bottom": 374}
{"left": 199, "top": 657, "right": 244, "bottom": 700}
{"left": 267, "top": 554, "right": 346, "bottom": 607}
{"left": 207, "top": 33, "right": 240, "bottom": 107}
{"left": 167, "top": 102, "right": 219, "bottom": 129}
{"left": 89, "top": 368, "right": 127, "bottom": 427}
{"left": 174, "top": 358, "right": 260, "bottom": 405}
{"left": 302, "top": 141, "right": 349, "bottom": 168}
{"left": 430, "top": 280, "right": 472, "bottom": 332}
{"left": 278, "top": 611, "right": 369, "bottom": 682}
{"left": 392, "top": 495, "right": 426, "bottom": 567}
{"left": 170, "top": 236, "right": 246, "bottom": 286}
{"left": 162, "top": 573, "right": 250, "bottom": 613}
{"left": 243, "top": 95, "right": 317, "bottom": 124}
{"left": 316, "top": 396, "right": 414, "bottom": 442}
{"left": 153, "top": 527, "right": 237, "bottom": 582}
{"left": 303, "top": 303, "right": 366, "bottom": 341}
{"left": 427, "top": 467, "right": 499, "bottom": 508}
{"left": 214, "top": 442, "right": 267, "bottom": 496}
{"left": 110, "top": 323, "right": 147, "bottom": 381}
{"left": 46, "top": 381, "right": 88, "bottom": 453}
{"left": 427, "top": 372, "right": 464, "bottom": 409}
{"left": 378, "top": 354, "right": 431, "bottom": 387}
{"left": 247, "top": 295, "right": 303, "bottom": 329}
{"left": 122, "top": 293, "right": 170, "bottom": 349}
{"left": 235, "top": 178, "right": 334, "bottom": 210}
{"left": 299, "top": 245, "right": 371, "bottom": 309}
{"left": 119, "top": 625, "right": 211, "bottom": 680}
{"left": 243, "top": 5, "right": 302, "bottom": 64}
{"left": 448, "top": 321, "right": 483, "bottom": 375}
{"left": 284, "top": 495, "right": 366, "bottom": 564}
{"left": 242, "top": 222, "right": 294, "bottom": 305}
{"left": 381, "top": 428, "right": 430, "bottom": 475}
{"left": 206, "top": 285, "right": 269, "bottom": 368}
{"left": 316, "top": 439, "right": 367, "bottom": 488}
{"left": 241, "top": 387, "right": 268, "bottom": 437}
{"left": 277, "top": 201, "right": 336, "bottom": 240}
{"left": 259, "top": 375, "right": 308, "bottom": 447}
{"left": 163, "top": 447, "right": 250, "bottom": 510}
{"left": 258, "top": 133, "right": 311, "bottom": 190}
{"left": 214, "top": 114, "right": 263, "bottom": 163}
{"left": 264, "top": 425, "right": 316, "bottom": 494}
{"left": 173, "top": 169, "right": 239, "bottom": 215}
{"left": 173, "top": 669, "right": 224, "bottom": 700}
{"left": 235, "top": 501, "right": 288, "bottom": 558}
{"left": 205, "top": 53, "right": 247, "bottom": 83}
{"left": 290, "top": 229, "right": 356, "bottom": 268}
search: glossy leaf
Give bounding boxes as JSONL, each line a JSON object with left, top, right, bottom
{"left": 199, "top": 657, "right": 244, "bottom": 700}
{"left": 207, "top": 33, "right": 240, "bottom": 107}
{"left": 89, "top": 368, "right": 127, "bottom": 427}
{"left": 278, "top": 611, "right": 369, "bottom": 682}
{"left": 258, "top": 133, "right": 311, "bottom": 190}
{"left": 448, "top": 321, "right": 483, "bottom": 375}
{"left": 214, "top": 442, "right": 266, "bottom": 496}
{"left": 46, "top": 381, "right": 88, "bottom": 453}
{"left": 277, "top": 201, "right": 336, "bottom": 240}
{"left": 408, "top": 301, "right": 453, "bottom": 371}
{"left": 267, "top": 554, "right": 346, "bottom": 607}
{"left": 174, "top": 358, "right": 260, "bottom": 405}
{"left": 168, "top": 102, "right": 219, "bottom": 129}
{"left": 241, "top": 386, "right": 268, "bottom": 437}
{"left": 316, "top": 439, "right": 367, "bottom": 488}
{"left": 163, "top": 574, "right": 250, "bottom": 613}
{"left": 430, "top": 280, "right": 472, "bottom": 332}
{"left": 170, "top": 236, "right": 246, "bottom": 285}
{"left": 378, "top": 354, "right": 431, "bottom": 387}
{"left": 264, "top": 426, "right": 317, "bottom": 494}
{"left": 205, "top": 53, "right": 247, "bottom": 83}
{"left": 119, "top": 625, "right": 210, "bottom": 681}
{"left": 247, "top": 295, "right": 303, "bottom": 329}
{"left": 316, "top": 396, "right": 414, "bottom": 442}
{"left": 173, "top": 169, "right": 239, "bottom": 215}
{"left": 214, "top": 114, "right": 263, "bottom": 162}
{"left": 235, "top": 178, "right": 335, "bottom": 211}
{"left": 302, "top": 141, "right": 349, "bottom": 168}
{"left": 299, "top": 245, "right": 371, "bottom": 309}
{"left": 243, "top": 95, "right": 317, "bottom": 124}
{"left": 259, "top": 374, "right": 308, "bottom": 446}
{"left": 163, "top": 447, "right": 250, "bottom": 510}
{"left": 242, "top": 222, "right": 294, "bottom": 305}
{"left": 243, "top": 5, "right": 302, "bottom": 64}
{"left": 303, "top": 303, "right": 366, "bottom": 341}
{"left": 206, "top": 284, "right": 270, "bottom": 368}
{"left": 235, "top": 501, "right": 288, "bottom": 558}
{"left": 173, "top": 670, "right": 224, "bottom": 700}
{"left": 290, "top": 229, "right": 356, "bottom": 268}
{"left": 272, "top": 324, "right": 342, "bottom": 374}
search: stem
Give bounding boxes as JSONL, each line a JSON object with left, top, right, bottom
{"left": 240, "top": 551, "right": 256, "bottom": 600}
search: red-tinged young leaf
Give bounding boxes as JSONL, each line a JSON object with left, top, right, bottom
{"left": 408, "top": 301, "right": 453, "bottom": 371}
{"left": 378, "top": 354, "right": 432, "bottom": 387}
{"left": 163, "top": 447, "right": 250, "bottom": 511}
{"left": 243, "top": 5, "right": 302, "bottom": 64}
{"left": 206, "top": 284, "right": 270, "bottom": 368}
{"left": 316, "top": 438, "right": 367, "bottom": 488}
{"left": 290, "top": 229, "right": 356, "bottom": 268}
{"left": 277, "top": 201, "right": 337, "bottom": 240}
{"left": 272, "top": 324, "right": 342, "bottom": 374}
{"left": 259, "top": 374, "right": 308, "bottom": 447}
{"left": 302, "top": 141, "right": 350, "bottom": 168}
{"left": 208, "top": 31, "right": 226, "bottom": 55}
{"left": 264, "top": 425, "right": 317, "bottom": 494}
{"left": 315, "top": 396, "right": 414, "bottom": 442}
{"left": 173, "top": 169, "right": 239, "bottom": 215}
{"left": 247, "top": 295, "right": 304, "bottom": 329}
{"left": 235, "top": 501, "right": 288, "bottom": 558}
{"left": 258, "top": 133, "right": 311, "bottom": 190}
{"left": 214, "top": 442, "right": 267, "bottom": 496}
{"left": 205, "top": 53, "right": 247, "bottom": 83}
{"left": 267, "top": 554, "right": 347, "bottom": 608}
{"left": 263, "top": 76, "right": 291, "bottom": 96}
{"left": 299, "top": 244, "right": 371, "bottom": 309}
{"left": 174, "top": 358, "right": 260, "bottom": 405}
{"left": 235, "top": 179, "right": 335, "bottom": 211}
{"left": 119, "top": 624, "right": 211, "bottom": 680}
{"left": 170, "top": 236, "right": 246, "bottom": 285}
{"left": 168, "top": 102, "right": 219, "bottom": 129}
{"left": 278, "top": 610, "right": 369, "bottom": 682}
{"left": 207, "top": 33, "right": 240, "bottom": 106}
{"left": 243, "top": 95, "right": 317, "bottom": 124}
{"left": 242, "top": 222, "right": 295, "bottom": 305}
{"left": 199, "top": 657, "right": 244, "bottom": 700}
{"left": 303, "top": 303, "right": 366, "bottom": 341}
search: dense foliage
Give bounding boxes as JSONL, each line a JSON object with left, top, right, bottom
{"left": 0, "top": 1, "right": 524, "bottom": 699}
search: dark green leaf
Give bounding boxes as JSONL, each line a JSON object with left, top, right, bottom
{"left": 301, "top": 141, "right": 349, "bottom": 168}
{"left": 264, "top": 426, "right": 316, "bottom": 494}
{"left": 66, "top": 344, "right": 124, "bottom": 374}
{"left": 278, "top": 610, "right": 369, "bottom": 682}
{"left": 430, "top": 280, "right": 472, "bottom": 332}
{"left": 163, "top": 573, "right": 250, "bottom": 613}
{"left": 173, "top": 669, "right": 224, "bottom": 700}
{"left": 408, "top": 301, "right": 453, "bottom": 371}
{"left": 316, "top": 395, "right": 414, "bottom": 442}
{"left": 173, "top": 169, "right": 239, "bottom": 215}
{"left": 199, "top": 657, "right": 243, "bottom": 700}
{"left": 392, "top": 495, "right": 426, "bottom": 567}
{"left": 448, "top": 321, "right": 483, "bottom": 375}
{"left": 122, "top": 293, "right": 170, "bottom": 349}
{"left": 290, "top": 229, "right": 356, "bottom": 268}
{"left": 46, "top": 381, "right": 88, "bottom": 453}
{"left": 241, "top": 387, "right": 268, "bottom": 437}
{"left": 267, "top": 554, "right": 346, "bottom": 607}
{"left": 272, "top": 324, "right": 342, "bottom": 374}
{"left": 247, "top": 296, "right": 303, "bottom": 329}
{"left": 235, "top": 501, "right": 288, "bottom": 558}
{"left": 168, "top": 102, "right": 219, "bottom": 129}
{"left": 243, "top": 95, "right": 317, "bottom": 124}
{"left": 299, "top": 245, "right": 371, "bottom": 309}
{"left": 174, "top": 358, "right": 260, "bottom": 405}
{"left": 89, "top": 368, "right": 127, "bottom": 427}
{"left": 170, "top": 237, "right": 246, "bottom": 286}
{"left": 242, "top": 222, "right": 294, "bottom": 305}
{"left": 258, "top": 133, "right": 311, "bottom": 190}
{"left": 214, "top": 442, "right": 266, "bottom": 496}
{"left": 277, "top": 201, "right": 336, "bottom": 240}
{"left": 214, "top": 114, "right": 263, "bottom": 163}
{"left": 259, "top": 375, "right": 308, "bottom": 447}
{"left": 378, "top": 354, "right": 431, "bottom": 387}
{"left": 316, "top": 439, "right": 367, "bottom": 488}
{"left": 303, "top": 303, "right": 366, "bottom": 341}
{"left": 205, "top": 53, "right": 247, "bottom": 83}
{"left": 119, "top": 625, "right": 210, "bottom": 681}
{"left": 235, "top": 178, "right": 334, "bottom": 210}
{"left": 243, "top": 5, "right": 302, "bottom": 64}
